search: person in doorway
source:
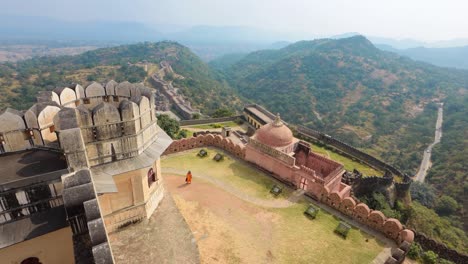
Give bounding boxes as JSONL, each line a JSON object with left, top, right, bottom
{"left": 185, "top": 170, "right": 192, "bottom": 184}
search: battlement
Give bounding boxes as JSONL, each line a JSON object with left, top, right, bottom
{"left": 0, "top": 81, "right": 159, "bottom": 168}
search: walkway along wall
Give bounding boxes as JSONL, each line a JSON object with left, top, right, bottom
{"left": 162, "top": 133, "right": 415, "bottom": 249}
{"left": 179, "top": 116, "right": 242, "bottom": 126}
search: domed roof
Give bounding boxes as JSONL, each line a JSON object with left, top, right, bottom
{"left": 255, "top": 114, "right": 294, "bottom": 147}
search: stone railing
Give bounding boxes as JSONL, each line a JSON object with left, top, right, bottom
{"left": 248, "top": 138, "right": 296, "bottom": 166}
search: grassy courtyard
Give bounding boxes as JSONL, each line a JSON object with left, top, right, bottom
{"left": 161, "top": 148, "right": 385, "bottom": 264}
{"left": 161, "top": 148, "right": 292, "bottom": 200}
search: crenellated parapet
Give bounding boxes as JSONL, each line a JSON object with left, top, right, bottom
{"left": 163, "top": 134, "right": 246, "bottom": 158}
{"left": 0, "top": 80, "right": 159, "bottom": 168}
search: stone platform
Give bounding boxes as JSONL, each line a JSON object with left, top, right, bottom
{"left": 108, "top": 189, "right": 200, "bottom": 264}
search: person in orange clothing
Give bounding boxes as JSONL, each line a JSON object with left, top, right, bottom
{"left": 185, "top": 170, "right": 192, "bottom": 184}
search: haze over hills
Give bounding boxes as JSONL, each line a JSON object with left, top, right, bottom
{"left": 2, "top": 14, "right": 468, "bottom": 69}
{"left": 377, "top": 45, "right": 468, "bottom": 69}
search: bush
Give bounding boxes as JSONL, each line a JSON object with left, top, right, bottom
{"left": 410, "top": 182, "right": 436, "bottom": 208}
{"left": 435, "top": 195, "right": 459, "bottom": 216}
{"left": 176, "top": 129, "right": 188, "bottom": 139}
{"left": 157, "top": 114, "right": 180, "bottom": 138}
{"left": 407, "top": 242, "right": 422, "bottom": 259}
{"left": 211, "top": 108, "right": 234, "bottom": 118}
{"left": 422, "top": 250, "right": 438, "bottom": 264}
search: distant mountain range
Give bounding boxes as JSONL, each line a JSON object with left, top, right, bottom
{"left": 332, "top": 33, "right": 468, "bottom": 69}
{"left": 1, "top": 15, "right": 468, "bottom": 68}
{"left": 376, "top": 44, "right": 468, "bottom": 69}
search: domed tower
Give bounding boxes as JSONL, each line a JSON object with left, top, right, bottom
{"left": 252, "top": 114, "right": 298, "bottom": 153}
{"left": 244, "top": 113, "right": 300, "bottom": 182}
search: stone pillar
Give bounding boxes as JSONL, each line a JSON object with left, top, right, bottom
{"left": 58, "top": 128, "right": 89, "bottom": 171}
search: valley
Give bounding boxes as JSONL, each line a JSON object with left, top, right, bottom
{"left": 0, "top": 37, "right": 466, "bottom": 258}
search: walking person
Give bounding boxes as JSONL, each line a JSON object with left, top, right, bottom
{"left": 185, "top": 170, "right": 192, "bottom": 184}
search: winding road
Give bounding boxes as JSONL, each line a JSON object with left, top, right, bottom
{"left": 414, "top": 103, "right": 444, "bottom": 182}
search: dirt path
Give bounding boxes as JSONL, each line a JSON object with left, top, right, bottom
{"left": 165, "top": 175, "right": 280, "bottom": 264}
{"left": 414, "top": 103, "right": 443, "bottom": 182}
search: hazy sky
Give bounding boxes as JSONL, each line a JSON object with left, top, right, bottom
{"left": 2, "top": 0, "right": 467, "bottom": 41}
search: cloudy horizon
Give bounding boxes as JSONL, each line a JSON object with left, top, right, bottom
{"left": 1, "top": 0, "right": 468, "bottom": 42}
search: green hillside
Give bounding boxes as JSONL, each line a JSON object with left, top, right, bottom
{"left": 0, "top": 42, "right": 242, "bottom": 113}
{"left": 220, "top": 36, "right": 468, "bottom": 176}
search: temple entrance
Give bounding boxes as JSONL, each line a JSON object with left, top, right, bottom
{"left": 300, "top": 178, "right": 308, "bottom": 190}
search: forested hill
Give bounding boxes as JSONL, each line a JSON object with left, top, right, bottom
{"left": 0, "top": 42, "right": 241, "bottom": 113}
{"left": 219, "top": 36, "right": 468, "bottom": 175}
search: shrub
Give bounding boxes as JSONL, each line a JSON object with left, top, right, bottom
{"left": 435, "top": 195, "right": 459, "bottom": 216}
{"left": 407, "top": 242, "right": 422, "bottom": 259}
{"left": 422, "top": 251, "right": 438, "bottom": 264}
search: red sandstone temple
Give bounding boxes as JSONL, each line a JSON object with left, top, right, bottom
{"left": 245, "top": 114, "right": 351, "bottom": 200}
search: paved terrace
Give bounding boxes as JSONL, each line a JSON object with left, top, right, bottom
{"left": 108, "top": 188, "right": 200, "bottom": 264}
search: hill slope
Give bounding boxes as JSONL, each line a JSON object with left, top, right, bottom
{"left": 220, "top": 36, "right": 468, "bottom": 175}
{"left": 0, "top": 42, "right": 242, "bottom": 113}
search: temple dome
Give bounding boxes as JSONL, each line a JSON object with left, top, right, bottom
{"left": 255, "top": 114, "right": 293, "bottom": 147}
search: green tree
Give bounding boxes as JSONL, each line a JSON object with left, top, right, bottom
{"left": 176, "top": 129, "right": 188, "bottom": 139}
{"left": 435, "top": 195, "right": 459, "bottom": 216}
{"left": 211, "top": 108, "right": 234, "bottom": 118}
{"left": 410, "top": 182, "right": 436, "bottom": 208}
{"left": 422, "top": 251, "right": 438, "bottom": 264}
{"left": 407, "top": 242, "right": 422, "bottom": 259}
{"left": 157, "top": 114, "right": 180, "bottom": 139}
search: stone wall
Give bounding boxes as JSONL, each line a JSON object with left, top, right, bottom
{"left": 149, "top": 75, "right": 199, "bottom": 120}
{"left": 315, "top": 189, "right": 414, "bottom": 245}
{"left": 163, "top": 134, "right": 245, "bottom": 158}
{"left": 296, "top": 125, "right": 405, "bottom": 177}
{"left": 413, "top": 232, "right": 468, "bottom": 264}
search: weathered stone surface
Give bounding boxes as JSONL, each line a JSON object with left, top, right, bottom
{"left": 62, "top": 183, "right": 96, "bottom": 207}
{"left": 86, "top": 82, "right": 106, "bottom": 97}
{"left": 105, "top": 80, "right": 118, "bottom": 96}
{"left": 63, "top": 169, "right": 92, "bottom": 188}
{"left": 88, "top": 218, "right": 107, "bottom": 246}
{"left": 54, "top": 107, "right": 79, "bottom": 130}
{"left": 84, "top": 199, "right": 102, "bottom": 221}
{"left": 92, "top": 242, "right": 114, "bottom": 264}
{"left": 58, "top": 128, "right": 89, "bottom": 170}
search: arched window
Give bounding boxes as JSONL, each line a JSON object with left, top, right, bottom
{"left": 147, "top": 168, "right": 156, "bottom": 187}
